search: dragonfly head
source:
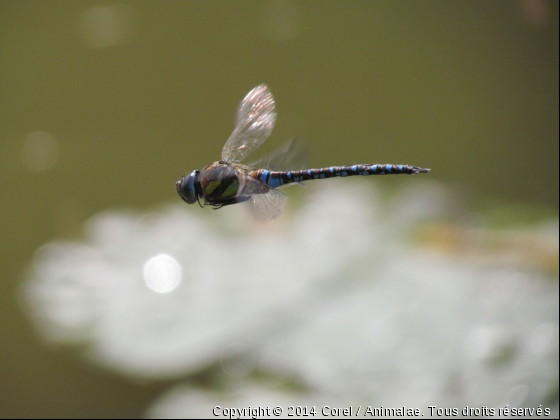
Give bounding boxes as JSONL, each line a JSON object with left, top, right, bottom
{"left": 176, "top": 170, "right": 201, "bottom": 204}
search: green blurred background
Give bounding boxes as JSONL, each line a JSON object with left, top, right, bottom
{"left": 0, "top": 0, "right": 558, "bottom": 417}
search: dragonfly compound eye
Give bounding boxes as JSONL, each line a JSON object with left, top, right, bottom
{"left": 176, "top": 170, "right": 200, "bottom": 204}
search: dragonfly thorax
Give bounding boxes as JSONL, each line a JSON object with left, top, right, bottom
{"left": 176, "top": 169, "right": 201, "bottom": 204}
{"left": 198, "top": 162, "right": 241, "bottom": 202}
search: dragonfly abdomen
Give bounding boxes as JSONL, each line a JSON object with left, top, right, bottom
{"left": 252, "top": 165, "right": 430, "bottom": 188}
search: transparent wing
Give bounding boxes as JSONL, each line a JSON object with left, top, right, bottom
{"left": 247, "top": 137, "right": 308, "bottom": 172}
{"left": 238, "top": 176, "right": 287, "bottom": 221}
{"left": 222, "top": 85, "right": 277, "bottom": 164}
{"left": 248, "top": 189, "right": 287, "bottom": 221}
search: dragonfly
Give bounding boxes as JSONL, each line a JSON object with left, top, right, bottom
{"left": 176, "top": 84, "right": 430, "bottom": 220}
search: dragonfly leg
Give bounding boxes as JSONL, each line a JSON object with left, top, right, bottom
{"left": 208, "top": 195, "right": 252, "bottom": 210}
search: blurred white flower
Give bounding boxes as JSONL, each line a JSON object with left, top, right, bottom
{"left": 20, "top": 181, "right": 558, "bottom": 416}
{"left": 146, "top": 380, "right": 339, "bottom": 419}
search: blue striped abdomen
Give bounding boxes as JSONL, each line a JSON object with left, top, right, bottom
{"left": 252, "top": 164, "right": 430, "bottom": 188}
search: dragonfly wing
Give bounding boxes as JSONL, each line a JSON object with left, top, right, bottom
{"left": 238, "top": 177, "right": 287, "bottom": 220}
{"left": 247, "top": 137, "right": 309, "bottom": 172}
{"left": 249, "top": 188, "right": 287, "bottom": 221}
{"left": 222, "top": 85, "right": 277, "bottom": 164}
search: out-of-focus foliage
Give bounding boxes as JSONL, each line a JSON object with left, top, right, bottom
{"left": 23, "top": 182, "right": 559, "bottom": 417}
